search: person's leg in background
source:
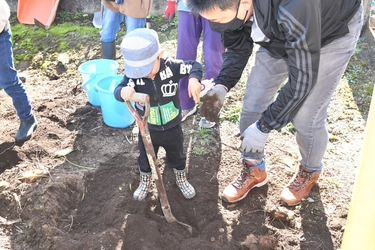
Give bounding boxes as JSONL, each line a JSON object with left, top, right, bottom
{"left": 0, "top": 25, "right": 37, "bottom": 143}
{"left": 176, "top": 11, "right": 201, "bottom": 121}
{"left": 100, "top": 8, "right": 125, "bottom": 59}
{"left": 199, "top": 17, "right": 224, "bottom": 128}
{"left": 201, "top": 18, "right": 224, "bottom": 81}
{"left": 124, "top": 16, "right": 146, "bottom": 34}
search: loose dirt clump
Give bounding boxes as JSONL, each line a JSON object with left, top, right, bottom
{"left": 0, "top": 13, "right": 374, "bottom": 250}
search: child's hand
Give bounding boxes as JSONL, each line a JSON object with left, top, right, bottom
{"left": 120, "top": 86, "right": 135, "bottom": 101}
{"left": 188, "top": 78, "right": 201, "bottom": 103}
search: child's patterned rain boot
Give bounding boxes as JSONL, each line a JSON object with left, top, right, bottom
{"left": 133, "top": 171, "right": 152, "bottom": 201}
{"left": 174, "top": 168, "right": 196, "bottom": 199}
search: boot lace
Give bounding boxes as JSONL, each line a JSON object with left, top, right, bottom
{"left": 289, "top": 169, "right": 311, "bottom": 192}
{"left": 232, "top": 167, "right": 254, "bottom": 189}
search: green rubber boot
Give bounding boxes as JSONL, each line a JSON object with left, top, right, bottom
{"left": 101, "top": 41, "right": 116, "bottom": 60}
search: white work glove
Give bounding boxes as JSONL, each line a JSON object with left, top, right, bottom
{"left": 240, "top": 121, "right": 270, "bottom": 153}
{"left": 200, "top": 78, "right": 215, "bottom": 97}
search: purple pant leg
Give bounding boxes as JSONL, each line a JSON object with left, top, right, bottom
{"left": 176, "top": 11, "right": 224, "bottom": 110}
{"left": 176, "top": 11, "right": 202, "bottom": 110}
{"left": 202, "top": 18, "right": 224, "bottom": 79}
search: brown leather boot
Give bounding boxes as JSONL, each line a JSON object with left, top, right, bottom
{"left": 280, "top": 166, "right": 320, "bottom": 206}
{"left": 222, "top": 160, "right": 267, "bottom": 203}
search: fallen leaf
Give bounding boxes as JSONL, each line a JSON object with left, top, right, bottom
{"left": 55, "top": 148, "right": 74, "bottom": 157}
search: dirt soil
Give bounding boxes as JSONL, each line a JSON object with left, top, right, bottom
{"left": 1, "top": 14, "right": 375, "bottom": 250}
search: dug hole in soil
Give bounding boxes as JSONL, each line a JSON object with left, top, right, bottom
{"left": 1, "top": 13, "right": 375, "bottom": 250}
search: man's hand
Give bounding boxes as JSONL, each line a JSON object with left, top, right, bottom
{"left": 240, "top": 121, "right": 270, "bottom": 153}
{"left": 164, "top": 0, "right": 176, "bottom": 22}
{"left": 200, "top": 85, "right": 227, "bottom": 122}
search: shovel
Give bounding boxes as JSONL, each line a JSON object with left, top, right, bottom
{"left": 34, "top": 0, "right": 60, "bottom": 30}
{"left": 93, "top": 4, "right": 104, "bottom": 28}
{"left": 126, "top": 93, "right": 193, "bottom": 235}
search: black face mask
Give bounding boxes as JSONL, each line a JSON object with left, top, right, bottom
{"left": 209, "top": 2, "right": 248, "bottom": 34}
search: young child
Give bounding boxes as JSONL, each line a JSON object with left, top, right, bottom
{"left": 114, "top": 28, "right": 203, "bottom": 201}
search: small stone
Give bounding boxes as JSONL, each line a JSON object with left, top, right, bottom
{"left": 210, "top": 237, "right": 215, "bottom": 242}
{"left": 57, "top": 53, "right": 69, "bottom": 64}
{"left": 19, "top": 74, "right": 27, "bottom": 82}
{"left": 219, "top": 228, "right": 225, "bottom": 233}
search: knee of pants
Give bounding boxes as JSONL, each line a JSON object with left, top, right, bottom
{"left": 240, "top": 112, "right": 262, "bottom": 133}
{"left": 293, "top": 114, "right": 327, "bottom": 136}
{"left": 125, "top": 17, "right": 146, "bottom": 32}
{"left": 101, "top": 10, "right": 124, "bottom": 42}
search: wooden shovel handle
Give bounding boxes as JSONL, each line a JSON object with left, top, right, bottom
{"left": 125, "top": 93, "right": 150, "bottom": 127}
{"left": 129, "top": 92, "right": 149, "bottom": 103}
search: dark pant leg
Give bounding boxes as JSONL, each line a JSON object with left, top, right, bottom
{"left": 137, "top": 131, "right": 160, "bottom": 173}
{"left": 161, "top": 124, "right": 186, "bottom": 171}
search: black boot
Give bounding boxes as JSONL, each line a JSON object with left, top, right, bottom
{"left": 15, "top": 114, "right": 37, "bottom": 143}
{"left": 101, "top": 41, "right": 116, "bottom": 60}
